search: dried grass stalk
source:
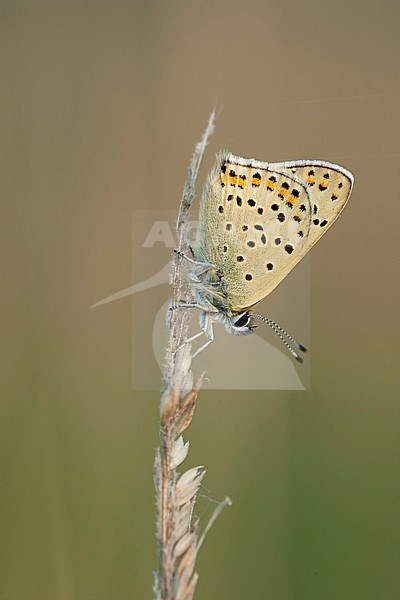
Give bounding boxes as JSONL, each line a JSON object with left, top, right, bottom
{"left": 153, "top": 110, "right": 231, "bottom": 600}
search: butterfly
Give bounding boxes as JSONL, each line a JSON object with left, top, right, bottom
{"left": 178, "top": 151, "right": 354, "bottom": 362}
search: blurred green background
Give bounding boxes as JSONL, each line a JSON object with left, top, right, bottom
{"left": 1, "top": 1, "right": 399, "bottom": 598}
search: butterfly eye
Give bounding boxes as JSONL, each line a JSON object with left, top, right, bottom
{"left": 233, "top": 313, "right": 251, "bottom": 328}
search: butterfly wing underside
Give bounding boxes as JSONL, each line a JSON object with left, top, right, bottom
{"left": 194, "top": 152, "right": 353, "bottom": 312}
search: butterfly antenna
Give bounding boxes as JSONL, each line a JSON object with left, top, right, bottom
{"left": 252, "top": 313, "right": 308, "bottom": 363}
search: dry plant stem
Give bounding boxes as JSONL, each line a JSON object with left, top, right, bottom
{"left": 154, "top": 110, "right": 229, "bottom": 600}
{"left": 164, "top": 108, "right": 216, "bottom": 381}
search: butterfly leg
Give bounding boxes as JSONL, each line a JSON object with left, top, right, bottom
{"left": 174, "top": 329, "right": 206, "bottom": 356}
{"left": 174, "top": 249, "right": 212, "bottom": 266}
{"left": 174, "top": 249, "right": 216, "bottom": 277}
{"left": 190, "top": 313, "right": 214, "bottom": 358}
{"left": 173, "top": 249, "right": 197, "bottom": 264}
{"left": 191, "top": 326, "right": 214, "bottom": 358}
{"left": 172, "top": 301, "right": 218, "bottom": 313}
{"left": 174, "top": 312, "right": 215, "bottom": 358}
{"left": 175, "top": 329, "right": 205, "bottom": 348}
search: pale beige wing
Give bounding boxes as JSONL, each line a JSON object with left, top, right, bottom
{"left": 275, "top": 159, "right": 354, "bottom": 248}
{"left": 194, "top": 152, "right": 353, "bottom": 311}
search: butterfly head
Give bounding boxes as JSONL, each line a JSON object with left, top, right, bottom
{"left": 223, "top": 310, "right": 256, "bottom": 336}
{"left": 214, "top": 308, "right": 307, "bottom": 362}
